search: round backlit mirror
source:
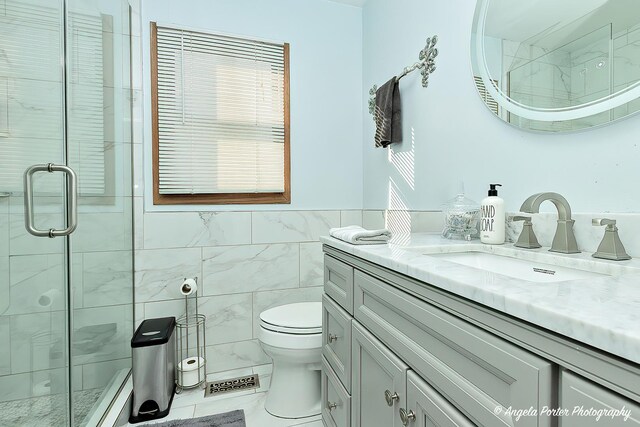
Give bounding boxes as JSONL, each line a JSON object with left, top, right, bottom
{"left": 471, "top": 0, "right": 640, "bottom": 132}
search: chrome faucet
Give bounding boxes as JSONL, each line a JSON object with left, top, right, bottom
{"left": 519, "top": 192, "right": 580, "bottom": 254}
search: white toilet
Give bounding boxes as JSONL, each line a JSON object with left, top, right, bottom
{"left": 258, "top": 302, "right": 323, "bottom": 419}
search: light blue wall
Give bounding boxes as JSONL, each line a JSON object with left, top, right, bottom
{"left": 141, "top": 0, "right": 363, "bottom": 211}
{"left": 362, "top": 0, "right": 640, "bottom": 213}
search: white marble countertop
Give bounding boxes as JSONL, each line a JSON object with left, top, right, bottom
{"left": 320, "top": 233, "right": 640, "bottom": 364}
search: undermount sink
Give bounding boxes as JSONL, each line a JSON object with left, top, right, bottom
{"left": 428, "top": 251, "right": 606, "bottom": 283}
{"left": 408, "top": 245, "right": 639, "bottom": 283}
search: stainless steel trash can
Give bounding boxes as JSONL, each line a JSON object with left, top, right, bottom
{"left": 129, "top": 317, "right": 176, "bottom": 424}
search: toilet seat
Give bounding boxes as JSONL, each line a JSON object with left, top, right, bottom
{"left": 260, "top": 322, "right": 322, "bottom": 335}
{"left": 259, "top": 326, "right": 321, "bottom": 350}
{"left": 259, "top": 302, "right": 322, "bottom": 335}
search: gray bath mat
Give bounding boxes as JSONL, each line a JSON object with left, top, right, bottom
{"left": 143, "top": 409, "right": 246, "bottom": 427}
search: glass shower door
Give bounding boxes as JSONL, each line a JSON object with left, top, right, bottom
{"left": 0, "top": 0, "right": 72, "bottom": 425}
{"left": 0, "top": 0, "right": 135, "bottom": 425}
{"left": 65, "top": 0, "right": 134, "bottom": 425}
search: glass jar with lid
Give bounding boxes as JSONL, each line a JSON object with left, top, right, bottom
{"left": 442, "top": 193, "right": 480, "bottom": 240}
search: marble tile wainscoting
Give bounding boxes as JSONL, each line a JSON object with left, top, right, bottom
{"left": 133, "top": 209, "right": 446, "bottom": 375}
{"left": 135, "top": 210, "right": 356, "bottom": 374}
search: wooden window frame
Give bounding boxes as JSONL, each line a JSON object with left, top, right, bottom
{"left": 150, "top": 22, "right": 291, "bottom": 205}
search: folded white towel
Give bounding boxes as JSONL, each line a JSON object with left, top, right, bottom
{"left": 329, "top": 225, "right": 391, "bottom": 245}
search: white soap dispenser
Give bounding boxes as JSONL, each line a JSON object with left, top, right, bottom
{"left": 480, "top": 184, "right": 505, "bottom": 244}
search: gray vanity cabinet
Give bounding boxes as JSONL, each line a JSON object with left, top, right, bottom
{"left": 402, "top": 371, "right": 474, "bottom": 427}
{"left": 351, "top": 322, "right": 408, "bottom": 427}
{"left": 321, "top": 246, "right": 640, "bottom": 427}
{"left": 559, "top": 370, "right": 640, "bottom": 426}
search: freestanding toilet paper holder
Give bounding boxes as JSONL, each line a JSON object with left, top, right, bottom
{"left": 175, "top": 277, "right": 207, "bottom": 392}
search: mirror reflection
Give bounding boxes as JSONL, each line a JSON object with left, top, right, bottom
{"left": 472, "top": 0, "right": 640, "bottom": 132}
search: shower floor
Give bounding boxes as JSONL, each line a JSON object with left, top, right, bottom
{"left": 0, "top": 388, "right": 103, "bottom": 427}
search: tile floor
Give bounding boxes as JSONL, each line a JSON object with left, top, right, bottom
{"left": 129, "top": 366, "right": 322, "bottom": 427}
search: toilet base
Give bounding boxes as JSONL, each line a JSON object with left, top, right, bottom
{"left": 265, "top": 360, "right": 321, "bottom": 419}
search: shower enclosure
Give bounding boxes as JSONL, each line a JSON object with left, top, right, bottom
{"left": 503, "top": 22, "right": 640, "bottom": 131}
{"left": 0, "top": 0, "right": 137, "bottom": 425}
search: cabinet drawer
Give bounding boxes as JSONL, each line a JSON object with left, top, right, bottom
{"left": 560, "top": 370, "right": 640, "bottom": 426}
{"left": 354, "top": 270, "right": 554, "bottom": 427}
{"left": 405, "top": 370, "right": 474, "bottom": 427}
{"left": 322, "top": 356, "right": 351, "bottom": 427}
{"left": 323, "top": 294, "right": 352, "bottom": 392}
{"left": 324, "top": 255, "right": 354, "bottom": 314}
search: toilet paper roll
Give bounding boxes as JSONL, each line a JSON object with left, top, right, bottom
{"left": 38, "top": 289, "right": 62, "bottom": 308}
{"left": 177, "top": 356, "right": 205, "bottom": 387}
{"left": 180, "top": 278, "right": 198, "bottom": 296}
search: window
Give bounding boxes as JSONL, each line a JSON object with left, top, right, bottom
{"left": 151, "top": 23, "right": 290, "bottom": 205}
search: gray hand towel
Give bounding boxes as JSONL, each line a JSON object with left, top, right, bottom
{"left": 374, "top": 77, "right": 402, "bottom": 148}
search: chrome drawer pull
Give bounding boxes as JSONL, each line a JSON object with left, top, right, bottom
{"left": 327, "top": 401, "right": 338, "bottom": 411}
{"left": 328, "top": 333, "right": 339, "bottom": 343}
{"left": 399, "top": 408, "right": 416, "bottom": 425}
{"left": 384, "top": 389, "right": 399, "bottom": 406}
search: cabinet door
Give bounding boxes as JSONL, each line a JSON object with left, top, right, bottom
{"left": 323, "top": 294, "right": 352, "bottom": 392}
{"left": 402, "top": 371, "right": 474, "bottom": 427}
{"left": 560, "top": 370, "right": 640, "bottom": 426}
{"left": 352, "top": 322, "right": 408, "bottom": 427}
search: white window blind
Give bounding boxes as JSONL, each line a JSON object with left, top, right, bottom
{"left": 154, "top": 25, "right": 287, "bottom": 196}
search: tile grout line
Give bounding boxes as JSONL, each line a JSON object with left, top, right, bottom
{"left": 298, "top": 242, "right": 302, "bottom": 289}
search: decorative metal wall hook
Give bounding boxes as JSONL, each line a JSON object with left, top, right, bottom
{"left": 368, "top": 35, "right": 439, "bottom": 117}
{"left": 368, "top": 84, "right": 378, "bottom": 116}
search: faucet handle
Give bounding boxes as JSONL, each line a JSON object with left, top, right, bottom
{"left": 592, "top": 218, "right": 630, "bottom": 261}
{"left": 511, "top": 216, "right": 541, "bottom": 249}
{"left": 592, "top": 218, "right": 616, "bottom": 228}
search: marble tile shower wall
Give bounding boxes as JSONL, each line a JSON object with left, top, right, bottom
{"left": 0, "top": 195, "right": 134, "bottom": 403}
{"left": 502, "top": 40, "right": 572, "bottom": 132}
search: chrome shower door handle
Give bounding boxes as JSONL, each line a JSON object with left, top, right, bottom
{"left": 24, "top": 163, "right": 78, "bottom": 238}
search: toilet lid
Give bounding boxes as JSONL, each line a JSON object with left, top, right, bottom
{"left": 260, "top": 302, "right": 322, "bottom": 334}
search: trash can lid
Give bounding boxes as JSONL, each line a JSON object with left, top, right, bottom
{"left": 131, "top": 317, "right": 176, "bottom": 348}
